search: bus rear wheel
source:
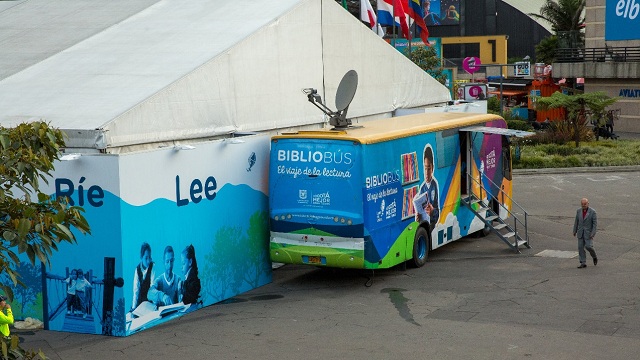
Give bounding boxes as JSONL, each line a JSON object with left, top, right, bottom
{"left": 411, "top": 227, "right": 429, "bottom": 268}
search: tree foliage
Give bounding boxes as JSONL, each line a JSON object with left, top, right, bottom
{"left": 0, "top": 122, "right": 90, "bottom": 300}
{"left": 1, "top": 335, "right": 46, "bottom": 360}
{"left": 535, "top": 35, "right": 558, "bottom": 64}
{"left": 404, "top": 45, "right": 447, "bottom": 85}
{"left": 529, "top": 0, "right": 585, "bottom": 38}
{"left": 534, "top": 92, "right": 618, "bottom": 147}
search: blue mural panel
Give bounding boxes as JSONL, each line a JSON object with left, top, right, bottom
{"left": 606, "top": 0, "right": 640, "bottom": 41}
{"left": 35, "top": 136, "right": 272, "bottom": 336}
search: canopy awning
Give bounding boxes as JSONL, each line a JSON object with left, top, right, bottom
{"left": 488, "top": 90, "right": 528, "bottom": 97}
{"left": 460, "top": 126, "right": 535, "bottom": 138}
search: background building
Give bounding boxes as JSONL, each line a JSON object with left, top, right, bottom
{"left": 553, "top": 0, "right": 640, "bottom": 133}
{"left": 426, "top": 0, "right": 552, "bottom": 61}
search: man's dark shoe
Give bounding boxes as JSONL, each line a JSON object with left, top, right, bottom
{"left": 593, "top": 257, "right": 598, "bottom": 266}
{"left": 578, "top": 264, "right": 587, "bottom": 268}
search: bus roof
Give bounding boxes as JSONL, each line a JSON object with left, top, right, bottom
{"left": 272, "top": 112, "right": 504, "bottom": 144}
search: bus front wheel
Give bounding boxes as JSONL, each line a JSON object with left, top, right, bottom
{"left": 411, "top": 227, "right": 429, "bottom": 268}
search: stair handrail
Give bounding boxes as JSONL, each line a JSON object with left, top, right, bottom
{"left": 466, "top": 172, "right": 529, "bottom": 245}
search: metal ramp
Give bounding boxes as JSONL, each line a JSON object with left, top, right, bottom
{"left": 461, "top": 173, "right": 530, "bottom": 253}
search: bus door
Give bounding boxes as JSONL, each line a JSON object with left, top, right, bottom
{"left": 460, "top": 125, "right": 535, "bottom": 214}
{"left": 459, "top": 130, "right": 471, "bottom": 196}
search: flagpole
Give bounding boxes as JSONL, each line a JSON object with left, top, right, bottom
{"left": 408, "top": 0, "right": 412, "bottom": 55}
{"left": 392, "top": 0, "right": 397, "bottom": 49}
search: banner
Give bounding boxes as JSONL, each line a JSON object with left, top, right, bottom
{"left": 424, "top": 0, "right": 460, "bottom": 26}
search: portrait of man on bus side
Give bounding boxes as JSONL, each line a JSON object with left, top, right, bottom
{"left": 414, "top": 145, "right": 440, "bottom": 231}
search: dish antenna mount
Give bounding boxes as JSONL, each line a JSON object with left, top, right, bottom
{"left": 303, "top": 70, "right": 358, "bottom": 129}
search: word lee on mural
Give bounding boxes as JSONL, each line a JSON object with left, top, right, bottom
{"left": 175, "top": 175, "right": 217, "bottom": 207}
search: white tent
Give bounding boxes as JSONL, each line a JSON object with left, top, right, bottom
{"left": 0, "top": 0, "right": 450, "bottom": 152}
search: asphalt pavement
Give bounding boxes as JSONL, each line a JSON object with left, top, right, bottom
{"left": 15, "top": 166, "right": 640, "bottom": 360}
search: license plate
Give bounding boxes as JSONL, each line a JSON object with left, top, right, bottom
{"left": 308, "top": 256, "right": 322, "bottom": 264}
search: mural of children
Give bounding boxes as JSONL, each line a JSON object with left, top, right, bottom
{"left": 415, "top": 145, "right": 440, "bottom": 231}
{"left": 147, "top": 246, "right": 181, "bottom": 306}
{"left": 75, "top": 269, "right": 92, "bottom": 319}
{"left": 64, "top": 269, "right": 78, "bottom": 315}
{"left": 131, "top": 242, "right": 156, "bottom": 312}
{"left": 178, "top": 244, "right": 201, "bottom": 305}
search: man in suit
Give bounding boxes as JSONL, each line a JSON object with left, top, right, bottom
{"left": 573, "top": 198, "right": 598, "bottom": 268}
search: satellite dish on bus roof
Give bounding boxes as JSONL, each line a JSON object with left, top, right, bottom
{"left": 302, "top": 70, "right": 359, "bottom": 129}
{"left": 335, "top": 70, "right": 358, "bottom": 112}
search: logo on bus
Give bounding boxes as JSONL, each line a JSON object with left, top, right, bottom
{"left": 312, "top": 191, "right": 330, "bottom": 206}
{"left": 297, "top": 189, "right": 309, "bottom": 204}
{"left": 486, "top": 149, "right": 496, "bottom": 170}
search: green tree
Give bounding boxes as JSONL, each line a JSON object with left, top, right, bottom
{"left": 404, "top": 46, "right": 447, "bottom": 85}
{"left": 534, "top": 92, "right": 617, "bottom": 147}
{"left": 535, "top": 35, "right": 558, "bottom": 64}
{"left": 529, "top": 0, "right": 585, "bottom": 41}
{"left": 0, "top": 122, "right": 90, "bottom": 300}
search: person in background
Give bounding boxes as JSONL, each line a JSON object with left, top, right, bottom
{"left": 606, "top": 111, "right": 615, "bottom": 135}
{"left": 148, "top": 246, "right": 181, "bottom": 306}
{"left": 0, "top": 295, "right": 13, "bottom": 337}
{"left": 573, "top": 198, "right": 598, "bottom": 268}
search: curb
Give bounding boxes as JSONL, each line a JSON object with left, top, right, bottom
{"left": 513, "top": 165, "right": 640, "bottom": 175}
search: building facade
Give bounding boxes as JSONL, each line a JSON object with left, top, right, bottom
{"left": 553, "top": 0, "right": 640, "bottom": 133}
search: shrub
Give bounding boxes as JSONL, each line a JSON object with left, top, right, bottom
{"left": 0, "top": 335, "right": 46, "bottom": 359}
{"left": 507, "top": 120, "right": 533, "bottom": 131}
{"left": 514, "top": 156, "right": 547, "bottom": 169}
{"left": 487, "top": 96, "right": 501, "bottom": 114}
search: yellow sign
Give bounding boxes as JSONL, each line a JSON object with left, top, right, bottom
{"left": 441, "top": 35, "right": 508, "bottom": 66}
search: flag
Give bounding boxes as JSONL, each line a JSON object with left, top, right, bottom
{"left": 360, "top": 0, "right": 385, "bottom": 37}
{"left": 377, "top": 0, "right": 410, "bottom": 40}
{"left": 342, "top": 0, "right": 347, "bottom": 10}
{"left": 405, "top": 0, "right": 430, "bottom": 45}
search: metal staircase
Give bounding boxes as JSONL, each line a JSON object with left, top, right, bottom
{"left": 461, "top": 173, "right": 530, "bottom": 253}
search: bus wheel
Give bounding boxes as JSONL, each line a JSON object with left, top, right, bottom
{"left": 411, "top": 227, "right": 429, "bottom": 268}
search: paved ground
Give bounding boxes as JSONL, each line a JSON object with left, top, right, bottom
{"left": 15, "top": 168, "right": 640, "bottom": 360}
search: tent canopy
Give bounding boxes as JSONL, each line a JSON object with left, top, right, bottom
{"left": 0, "top": 0, "right": 450, "bottom": 152}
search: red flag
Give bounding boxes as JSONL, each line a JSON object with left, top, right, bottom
{"left": 405, "top": 0, "right": 430, "bottom": 45}
{"left": 378, "top": 0, "right": 410, "bottom": 40}
{"left": 360, "top": 0, "right": 384, "bottom": 36}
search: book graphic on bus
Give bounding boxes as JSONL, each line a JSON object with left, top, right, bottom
{"left": 402, "top": 186, "right": 419, "bottom": 219}
{"left": 401, "top": 152, "right": 419, "bottom": 185}
{"left": 412, "top": 191, "right": 430, "bottom": 225}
